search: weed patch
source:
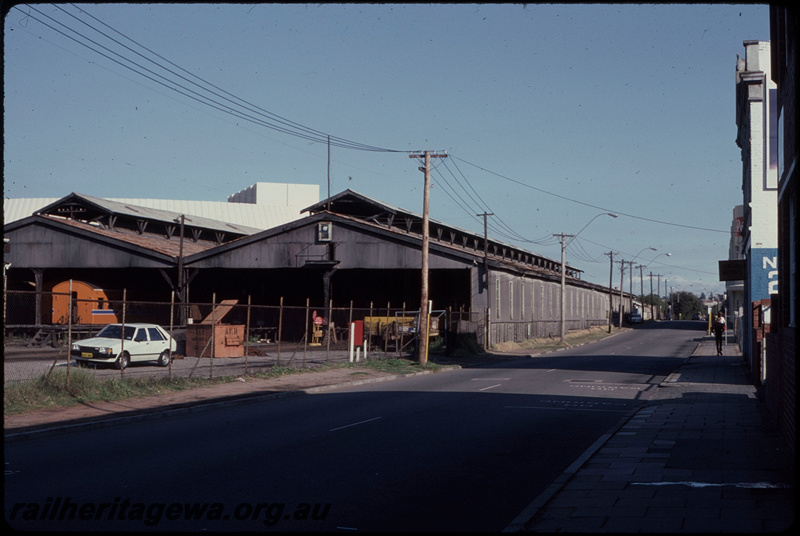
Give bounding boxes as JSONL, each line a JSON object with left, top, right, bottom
{"left": 4, "top": 356, "right": 443, "bottom": 417}
{"left": 4, "top": 368, "right": 230, "bottom": 416}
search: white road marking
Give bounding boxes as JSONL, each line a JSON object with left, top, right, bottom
{"left": 329, "top": 417, "right": 382, "bottom": 432}
{"left": 632, "top": 481, "right": 791, "bottom": 489}
{"left": 471, "top": 378, "right": 512, "bottom": 381}
{"left": 479, "top": 384, "right": 502, "bottom": 391}
{"left": 505, "top": 405, "right": 629, "bottom": 413}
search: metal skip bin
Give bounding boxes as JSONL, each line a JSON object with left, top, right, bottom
{"left": 186, "top": 299, "right": 245, "bottom": 358}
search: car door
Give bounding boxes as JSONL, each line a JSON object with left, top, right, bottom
{"left": 147, "top": 326, "right": 169, "bottom": 354}
{"left": 127, "top": 327, "right": 153, "bottom": 362}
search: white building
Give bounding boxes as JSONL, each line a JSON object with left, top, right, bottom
{"left": 3, "top": 182, "right": 319, "bottom": 231}
{"left": 725, "top": 205, "right": 745, "bottom": 335}
{"left": 734, "top": 40, "right": 779, "bottom": 378}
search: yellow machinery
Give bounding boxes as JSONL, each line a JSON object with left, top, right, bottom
{"left": 362, "top": 315, "right": 439, "bottom": 340}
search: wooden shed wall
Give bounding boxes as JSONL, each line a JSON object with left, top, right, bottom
{"left": 5, "top": 222, "right": 173, "bottom": 269}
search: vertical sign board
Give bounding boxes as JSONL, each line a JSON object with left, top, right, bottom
{"left": 749, "top": 248, "right": 779, "bottom": 300}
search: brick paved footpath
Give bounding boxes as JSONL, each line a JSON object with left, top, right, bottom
{"left": 508, "top": 334, "right": 795, "bottom": 533}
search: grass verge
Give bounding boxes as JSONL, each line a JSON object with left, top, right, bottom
{"left": 4, "top": 357, "right": 440, "bottom": 417}
{"left": 490, "top": 325, "right": 627, "bottom": 354}
{"left": 3, "top": 368, "right": 237, "bottom": 416}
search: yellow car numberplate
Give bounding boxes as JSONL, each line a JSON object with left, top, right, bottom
{"left": 81, "top": 352, "right": 93, "bottom": 358}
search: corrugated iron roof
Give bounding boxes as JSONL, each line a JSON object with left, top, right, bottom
{"left": 39, "top": 215, "right": 216, "bottom": 257}
{"left": 37, "top": 193, "right": 263, "bottom": 236}
{"left": 4, "top": 195, "right": 309, "bottom": 231}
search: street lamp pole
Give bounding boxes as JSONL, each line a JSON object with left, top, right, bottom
{"left": 642, "top": 253, "right": 670, "bottom": 321}
{"left": 555, "top": 212, "right": 617, "bottom": 343}
{"left": 629, "top": 247, "right": 656, "bottom": 317}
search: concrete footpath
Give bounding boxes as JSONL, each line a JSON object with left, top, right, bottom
{"left": 508, "top": 336, "right": 796, "bottom": 533}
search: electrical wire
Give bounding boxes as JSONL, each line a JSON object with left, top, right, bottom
{"left": 451, "top": 155, "right": 730, "bottom": 234}
{"left": 18, "top": 4, "right": 404, "bottom": 153}
{"left": 13, "top": 4, "right": 728, "bottom": 261}
{"left": 567, "top": 237, "right": 607, "bottom": 264}
{"left": 422, "top": 156, "right": 559, "bottom": 247}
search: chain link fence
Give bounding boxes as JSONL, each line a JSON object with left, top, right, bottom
{"left": 3, "top": 289, "right": 486, "bottom": 386}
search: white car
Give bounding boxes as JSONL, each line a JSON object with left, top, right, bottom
{"left": 630, "top": 312, "right": 643, "bottom": 324}
{"left": 72, "top": 323, "right": 176, "bottom": 369}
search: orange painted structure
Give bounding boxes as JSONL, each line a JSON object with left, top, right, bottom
{"left": 50, "top": 280, "right": 122, "bottom": 325}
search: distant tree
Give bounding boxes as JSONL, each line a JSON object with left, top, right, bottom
{"left": 672, "top": 291, "right": 702, "bottom": 320}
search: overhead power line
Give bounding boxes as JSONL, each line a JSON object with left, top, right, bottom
{"left": 18, "top": 3, "right": 404, "bottom": 153}
{"left": 451, "top": 156, "right": 729, "bottom": 234}
{"left": 13, "top": 4, "right": 725, "bottom": 261}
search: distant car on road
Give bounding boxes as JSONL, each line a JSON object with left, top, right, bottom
{"left": 630, "top": 312, "right": 643, "bottom": 324}
{"left": 72, "top": 323, "right": 176, "bottom": 369}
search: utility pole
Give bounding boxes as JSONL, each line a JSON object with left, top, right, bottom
{"left": 627, "top": 260, "right": 635, "bottom": 312}
{"left": 327, "top": 135, "right": 331, "bottom": 211}
{"left": 656, "top": 274, "right": 663, "bottom": 319}
{"left": 410, "top": 150, "right": 447, "bottom": 365}
{"left": 649, "top": 271, "right": 654, "bottom": 321}
{"left": 554, "top": 233, "right": 574, "bottom": 342}
{"left": 174, "top": 215, "right": 186, "bottom": 324}
{"left": 638, "top": 264, "right": 645, "bottom": 317}
{"left": 605, "top": 251, "right": 615, "bottom": 333}
{"left": 477, "top": 213, "right": 494, "bottom": 292}
{"left": 618, "top": 260, "right": 626, "bottom": 328}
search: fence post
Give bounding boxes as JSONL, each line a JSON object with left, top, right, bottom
{"left": 169, "top": 290, "right": 175, "bottom": 381}
{"left": 66, "top": 279, "right": 73, "bottom": 388}
{"left": 384, "top": 301, "right": 390, "bottom": 354}
{"left": 348, "top": 300, "right": 353, "bottom": 327}
{"left": 349, "top": 300, "right": 353, "bottom": 353}
{"left": 369, "top": 301, "right": 374, "bottom": 351}
{"left": 304, "top": 298, "right": 309, "bottom": 368}
{"left": 245, "top": 295, "right": 251, "bottom": 375}
{"left": 277, "top": 296, "right": 283, "bottom": 367}
{"left": 210, "top": 293, "right": 216, "bottom": 379}
{"left": 398, "top": 302, "right": 405, "bottom": 357}
{"left": 120, "top": 288, "right": 127, "bottom": 380}
{"left": 326, "top": 298, "right": 332, "bottom": 360}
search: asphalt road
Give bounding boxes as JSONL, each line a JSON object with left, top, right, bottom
{"left": 4, "top": 322, "right": 704, "bottom": 532}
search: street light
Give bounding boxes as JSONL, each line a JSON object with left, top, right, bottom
{"left": 627, "top": 247, "right": 656, "bottom": 316}
{"left": 642, "top": 253, "right": 671, "bottom": 321}
{"left": 556, "top": 212, "right": 617, "bottom": 342}
{"left": 640, "top": 253, "right": 670, "bottom": 321}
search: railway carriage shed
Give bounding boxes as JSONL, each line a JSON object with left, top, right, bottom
{"left": 4, "top": 188, "right": 632, "bottom": 341}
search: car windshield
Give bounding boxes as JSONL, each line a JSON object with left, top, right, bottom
{"left": 96, "top": 325, "right": 136, "bottom": 340}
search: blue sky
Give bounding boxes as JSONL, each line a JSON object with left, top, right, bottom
{"left": 3, "top": 3, "right": 771, "bottom": 296}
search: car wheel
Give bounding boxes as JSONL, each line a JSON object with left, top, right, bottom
{"left": 157, "top": 350, "right": 171, "bottom": 367}
{"left": 116, "top": 351, "right": 130, "bottom": 370}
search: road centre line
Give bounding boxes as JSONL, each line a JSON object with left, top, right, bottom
{"left": 471, "top": 378, "right": 512, "bottom": 381}
{"left": 505, "top": 405, "right": 629, "bottom": 413}
{"left": 632, "top": 481, "right": 791, "bottom": 489}
{"left": 479, "top": 384, "right": 502, "bottom": 391}
{"left": 329, "top": 416, "right": 382, "bottom": 432}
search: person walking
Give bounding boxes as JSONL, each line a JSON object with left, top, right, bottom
{"left": 712, "top": 312, "right": 726, "bottom": 355}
